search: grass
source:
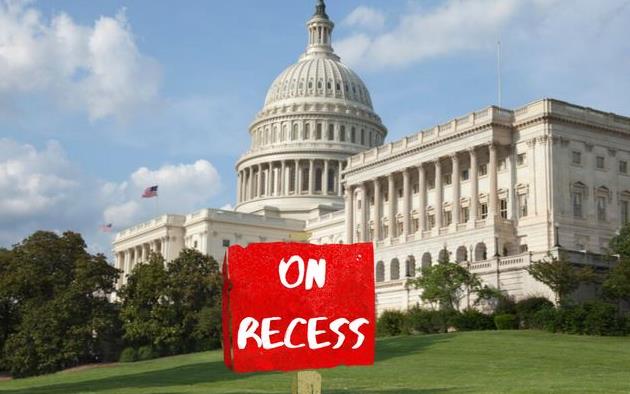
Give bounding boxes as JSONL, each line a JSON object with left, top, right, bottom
{"left": 1, "top": 331, "right": 629, "bottom": 393}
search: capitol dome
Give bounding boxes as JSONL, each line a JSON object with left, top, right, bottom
{"left": 263, "top": 56, "right": 374, "bottom": 110}
{"left": 235, "top": 0, "right": 387, "bottom": 221}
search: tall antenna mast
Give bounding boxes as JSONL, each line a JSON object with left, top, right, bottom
{"left": 497, "top": 40, "right": 502, "bottom": 107}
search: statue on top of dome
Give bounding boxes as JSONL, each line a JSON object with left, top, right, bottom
{"left": 314, "top": 0, "right": 329, "bottom": 19}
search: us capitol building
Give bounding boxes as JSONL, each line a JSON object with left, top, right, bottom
{"left": 113, "top": 1, "right": 630, "bottom": 311}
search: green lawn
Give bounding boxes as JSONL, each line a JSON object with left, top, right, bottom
{"left": 1, "top": 331, "right": 629, "bottom": 393}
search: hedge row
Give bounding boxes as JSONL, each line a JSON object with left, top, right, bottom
{"left": 377, "top": 297, "right": 630, "bottom": 337}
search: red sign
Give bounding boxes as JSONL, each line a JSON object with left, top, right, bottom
{"left": 222, "top": 242, "right": 375, "bottom": 373}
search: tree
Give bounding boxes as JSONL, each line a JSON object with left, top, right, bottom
{"left": 0, "top": 231, "right": 121, "bottom": 377}
{"left": 118, "top": 249, "right": 223, "bottom": 355}
{"left": 609, "top": 223, "right": 630, "bottom": 258}
{"left": 602, "top": 258, "right": 630, "bottom": 308}
{"left": 408, "top": 250, "right": 481, "bottom": 311}
{"left": 118, "top": 253, "right": 173, "bottom": 352}
{"left": 527, "top": 252, "right": 595, "bottom": 305}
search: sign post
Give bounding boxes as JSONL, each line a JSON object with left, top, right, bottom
{"left": 222, "top": 242, "right": 375, "bottom": 386}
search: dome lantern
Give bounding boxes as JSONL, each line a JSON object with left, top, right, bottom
{"left": 304, "top": 0, "right": 336, "bottom": 60}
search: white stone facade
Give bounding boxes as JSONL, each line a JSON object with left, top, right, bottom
{"left": 113, "top": 1, "right": 628, "bottom": 313}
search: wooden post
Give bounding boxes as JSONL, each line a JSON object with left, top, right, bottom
{"left": 292, "top": 371, "right": 321, "bottom": 394}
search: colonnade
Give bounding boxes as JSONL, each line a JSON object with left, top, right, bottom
{"left": 237, "top": 159, "right": 345, "bottom": 203}
{"left": 345, "top": 144, "right": 501, "bottom": 243}
{"left": 114, "top": 237, "right": 169, "bottom": 284}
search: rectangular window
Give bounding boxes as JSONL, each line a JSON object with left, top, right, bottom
{"left": 383, "top": 225, "right": 389, "bottom": 238}
{"left": 597, "top": 196, "right": 607, "bottom": 221}
{"left": 428, "top": 179, "right": 435, "bottom": 189}
{"left": 412, "top": 218, "right": 419, "bottom": 232}
{"left": 413, "top": 183, "right": 419, "bottom": 194}
{"left": 572, "top": 151, "right": 582, "bottom": 165}
{"left": 621, "top": 200, "right": 629, "bottom": 224}
{"left": 500, "top": 199, "right": 508, "bottom": 219}
{"left": 444, "top": 174, "right": 452, "bottom": 185}
{"left": 518, "top": 194, "right": 528, "bottom": 218}
{"left": 572, "top": 191, "right": 583, "bottom": 218}
{"left": 517, "top": 153, "right": 527, "bottom": 166}
{"left": 340, "top": 126, "right": 346, "bottom": 142}
{"left": 498, "top": 159, "right": 507, "bottom": 171}
{"left": 427, "top": 214, "right": 435, "bottom": 229}
{"left": 461, "top": 169, "right": 470, "bottom": 181}
{"left": 620, "top": 160, "right": 628, "bottom": 174}
{"left": 596, "top": 156, "right": 605, "bottom": 169}
{"left": 461, "top": 206, "right": 470, "bottom": 222}
{"left": 316, "top": 123, "right": 322, "bottom": 140}
{"left": 328, "top": 124, "right": 334, "bottom": 140}
{"left": 480, "top": 203, "right": 488, "bottom": 219}
{"left": 444, "top": 210, "right": 452, "bottom": 226}
{"left": 479, "top": 164, "right": 488, "bottom": 176}
{"left": 222, "top": 239, "right": 230, "bottom": 248}
{"left": 397, "top": 221, "right": 403, "bottom": 236}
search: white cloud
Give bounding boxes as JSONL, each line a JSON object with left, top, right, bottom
{"left": 337, "top": 0, "right": 520, "bottom": 70}
{"left": 0, "top": 138, "right": 78, "bottom": 220}
{"left": 0, "top": 138, "right": 223, "bottom": 254}
{"left": 343, "top": 6, "right": 386, "bottom": 31}
{"left": 0, "top": 1, "right": 160, "bottom": 120}
{"left": 103, "top": 160, "right": 222, "bottom": 228}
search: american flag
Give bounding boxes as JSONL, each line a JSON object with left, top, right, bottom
{"left": 142, "top": 185, "right": 159, "bottom": 198}
{"left": 100, "top": 224, "right": 113, "bottom": 232}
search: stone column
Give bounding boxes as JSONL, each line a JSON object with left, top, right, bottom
{"left": 308, "top": 159, "right": 315, "bottom": 194}
{"left": 294, "top": 160, "right": 300, "bottom": 194}
{"left": 435, "top": 159, "right": 443, "bottom": 229}
{"left": 323, "top": 160, "right": 329, "bottom": 195}
{"left": 452, "top": 153, "right": 460, "bottom": 225}
{"left": 256, "top": 164, "right": 262, "bottom": 198}
{"left": 489, "top": 144, "right": 498, "bottom": 219}
{"left": 248, "top": 167, "right": 254, "bottom": 200}
{"left": 374, "top": 178, "right": 382, "bottom": 241}
{"left": 470, "top": 148, "right": 479, "bottom": 223}
{"left": 359, "top": 184, "right": 368, "bottom": 242}
{"left": 281, "top": 160, "right": 286, "bottom": 195}
{"left": 388, "top": 173, "right": 395, "bottom": 240}
{"left": 344, "top": 187, "right": 354, "bottom": 243}
{"left": 338, "top": 160, "right": 344, "bottom": 196}
{"left": 236, "top": 171, "right": 241, "bottom": 203}
{"left": 402, "top": 168, "right": 410, "bottom": 238}
{"left": 418, "top": 164, "right": 426, "bottom": 233}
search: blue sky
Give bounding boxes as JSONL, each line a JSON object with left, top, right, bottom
{"left": 1, "top": 0, "right": 629, "bottom": 254}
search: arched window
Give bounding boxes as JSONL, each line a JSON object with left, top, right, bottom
{"left": 405, "top": 256, "right": 416, "bottom": 277}
{"left": 316, "top": 123, "right": 322, "bottom": 140}
{"left": 351, "top": 127, "right": 356, "bottom": 143}
{"left": 390, "top": 258, "right": 400, "bottom": 280}
{"left": 456, "top": 246, "right": 468, "bottom": 263}
{"left": 304, "top": 123, "right": 310, "bottom": 140}
{"left": 292, "top": 124, "right": 298, "bottom": 140}
{"left": 421, "top": 253, "right": 432, "bottom": 269}
{"left": 475, "top": 242, "right": 487, "bottom": 262}
{"left": 302, "top": 168, "right": 309, "bottom": 192}
{"left": 328, "top": 124, "right": 334, "bottom": 140}
{"left": 375, "top": 261, "right": 385, "bottom": 282}
{"left": 340, "top": 125, "right": 346, "bottom": 142}
{"left": 360, "top": 129, "right": 365, "bottom": 145}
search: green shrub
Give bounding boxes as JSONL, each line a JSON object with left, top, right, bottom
{"left": 582, "top": 301, "right": 625, "bottom": 336}
{"left": 516, "top": 297, "right": 554, "bottom": 328}
{"left": 404, "top": 307, "right": 457, "bottom": 334}
{"left": 118, "top": 347, "right": 138, "bottom": 363}
{"left": 137, "top": 345, "right": 159, "bottom": 361}
{"left": 494, "top": 314, "right": 518, "bottom": 330}
{"left": 532, "top": 306, "right": 559, "bottom": 331}
{"left": 451, "top": 309, "right": 495, "bottom": 331}
{"left": 377, "top": 310, "right": 408, "bottom": 337}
